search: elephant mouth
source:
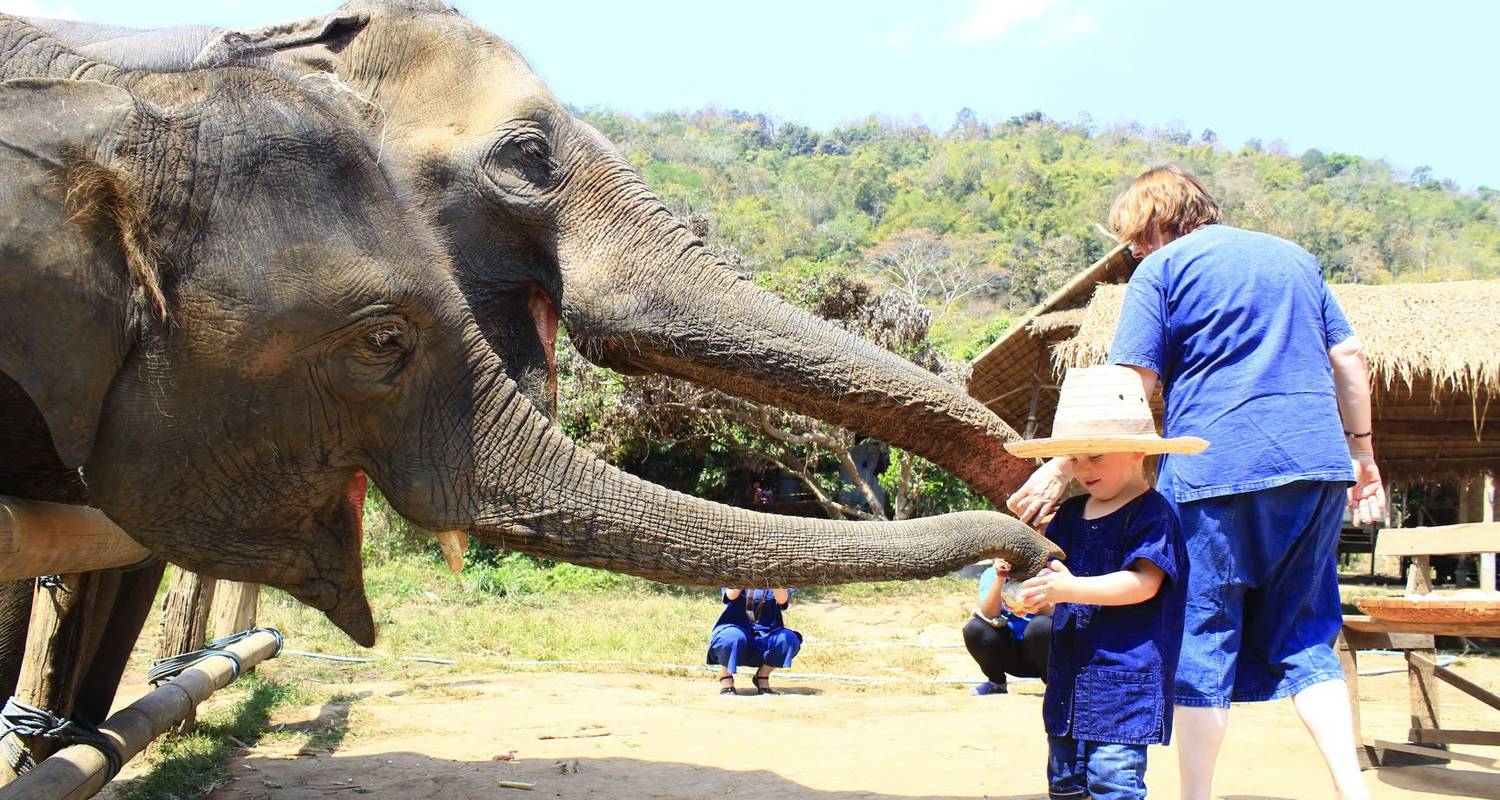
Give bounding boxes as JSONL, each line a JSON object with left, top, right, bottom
{"left": 314, "top": 469, "right": 376, "bottom": 646}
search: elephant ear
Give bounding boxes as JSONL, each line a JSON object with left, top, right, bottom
{"left": 0, "top": 78, "right": 162, "bottom": 468}
{"left": 194, "top": 10, "right": 372, "bottom": 70}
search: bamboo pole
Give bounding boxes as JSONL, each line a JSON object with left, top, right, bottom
{"left": 0, "top": 498, "right": 150, "bottom": 581}
{"left": 0, "top": 629, "right": 281, "bottom": 800}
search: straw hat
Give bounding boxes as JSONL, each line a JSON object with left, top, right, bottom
{"left": 1004, "top": 365, "right": 1208, "bottom": 459}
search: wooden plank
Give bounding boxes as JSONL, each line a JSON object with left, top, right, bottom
{"left": 210, "top": 582, "right": 259, "bottom": 640}
{"left": 1376, "top": 522, "right": 1500, "bottom": 556}
{"left": 1340, "top": 628, "right": 1435, "bottom": 651}
{"left": 1343, "top": 615, "right": 1500, "bottom": 637}
{"left": 0, "top": 630, "right": 281, "bottom": 800}
{"left": 1409, "top": 728, "right": 1500, "bottom": 746}
{"left": 1375, "top": 420, "right": 1497, "bottom": 437}
{"left": 1408, "top": 648, "right": 1441, "bottom": 743}
{"left": 0, "top": 497, "right": 151, "bottom": 581}
{"left": 1409, "top": 651, "right": 1500, "bottom": 713}
{"left": 1371, "top": 739, "right": 1499, "bottom": 771}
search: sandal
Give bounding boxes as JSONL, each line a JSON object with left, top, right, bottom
{"left": 718, "top": 675, "right": 736, "bottom": 695}
{"left": 753, "top": 674, "right": 778, "bottom": 695}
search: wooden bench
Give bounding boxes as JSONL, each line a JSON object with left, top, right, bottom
{"left": 1338, "top": 523, "right": 1500, "bottom": 771}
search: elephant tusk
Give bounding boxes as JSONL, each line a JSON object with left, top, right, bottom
{"left": 435, "top": 530, "right": 470, "bottom": 574}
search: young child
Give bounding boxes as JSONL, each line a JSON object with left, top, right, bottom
{"left": 1004, "top": 365, "right": 1207, "bottom": 800}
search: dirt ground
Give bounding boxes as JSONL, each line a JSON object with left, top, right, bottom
{"left": 104, "top": 602, "right": 1499, "bottom": 800}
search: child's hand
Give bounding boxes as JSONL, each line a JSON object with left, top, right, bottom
{"left": 1020, "top": 559, "right": 1075, "bottom": 609}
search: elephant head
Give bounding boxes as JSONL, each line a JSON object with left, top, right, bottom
{"left": 0, "top": 19, "right": 1060, "bottom": 648}
{"left": 29, "top": 0, "right": 1036, "bottom": 505}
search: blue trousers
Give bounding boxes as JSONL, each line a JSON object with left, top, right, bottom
{"left": 707, "top": 624, "right": 801, "bottom": 671}
{"left": 1169, "top": 480, "right": 1348, "bottom": 707}
{"left": 1047, "top": 735, "right": 1148, "bottom": 800}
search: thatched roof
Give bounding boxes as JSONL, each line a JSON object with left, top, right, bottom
{"left": 971, "top": 276, "right": 1500, "bottom": 482}
{"left": 967, "top": 242, "right": 1135, "bottom": 434}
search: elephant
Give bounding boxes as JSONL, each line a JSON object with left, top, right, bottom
{"left": 0, "top": 14, "right": 1057, "bottom": 752}
{"left": 25, "top": 0, "right": 1036, "bottom": 508}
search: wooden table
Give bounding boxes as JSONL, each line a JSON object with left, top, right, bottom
{"left": 1338, "top": 522, "right": 1500, "bottom": 770}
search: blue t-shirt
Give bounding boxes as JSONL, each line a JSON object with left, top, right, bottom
{"left": 714, "top": 588, "right": 793, "bottom": 635}
{"left": 1109, "top": 224, "right": 1356, "bottom": 502}
{"left": 1042, "top": 490, "right": 1187, "bottom": 746}
{"left": 976, "top": 566, "right": 1032, "bottom": 638}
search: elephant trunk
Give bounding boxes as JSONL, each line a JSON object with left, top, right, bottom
{"left": 560, "top": 183, "right": 1031, "bottom": 506}
{"left": 425, "top": 379, "right": 1061, "bottom": 586}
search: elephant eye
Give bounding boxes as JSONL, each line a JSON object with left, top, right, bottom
{"left": 368, "top": 325, "right": 403, "bottom": 351}
{"left": 488, "top": 129, "right": 558, "bottom": 188}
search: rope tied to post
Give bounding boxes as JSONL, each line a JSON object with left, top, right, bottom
{"left": 146, "top": 626, "right": 284, "bottom": 686}
{"left": 0, "top": 696, "right": 123, "bottom": 780}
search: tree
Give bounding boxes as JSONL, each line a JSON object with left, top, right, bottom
{"left": 557, "top": 272, "right": 981, "bottom": 521}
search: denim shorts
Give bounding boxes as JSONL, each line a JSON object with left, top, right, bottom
{"left": 1168, "top": 480, "right": 1348, "bottom": 707}
{"left": 1047, "top": 735, "right": 1148, "bottom": 800}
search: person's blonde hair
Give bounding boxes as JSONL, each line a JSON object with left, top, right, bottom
{"left": 1107, "top": 166, "right": 1221, "bottom": 246}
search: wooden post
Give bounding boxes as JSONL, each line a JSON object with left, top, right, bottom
{"left": 155, "top": 568, "right": 216, "bottom": 734}
{"left": 1335, "top": 629, "right": 1379, "bottom": 769}
{"left": 1483, "top": 474, "right": 1497, "bottom": 592}
{"left": 0, "top": 629, "right": 281, "bottom": 800}
{"left": 0, "top": 498, "right": 150, "bottom": 581}
{"left": 209, "top": 582, "right": 259, "bottom": 640}
{"left": 1406, "top": 555, "right": 1432, "bottom": 594}
{"left": 1408, "top": 646, "right": 1442, "bottom": 745}
{"left": 1455, "top": 479, "right": 1473, "bottom": 586}
{"left": 1022, "top": 340, "right": 1048, "bottom": 440}
{"left": 0, "top": 572, "right": 117, "bottom": 786}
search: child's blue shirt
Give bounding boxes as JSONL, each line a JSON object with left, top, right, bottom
{"left": 1042, "top": 489, "right": 1188, "bottom": 746}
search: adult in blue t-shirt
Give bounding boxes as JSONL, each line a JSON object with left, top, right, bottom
{"left": 1007, "top": 167, "right": 1385, "bottom": 800}
{"left": 962, "top": 560, "right": 1051, "bottom": 695}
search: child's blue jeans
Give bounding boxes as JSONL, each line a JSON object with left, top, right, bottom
{"left": 1047, "top": 735, "right": 1148, "bottom": 800}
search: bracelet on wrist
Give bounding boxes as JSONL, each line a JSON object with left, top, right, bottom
{"left": 1344, "top": 430, "right": 1372, "bottom": 439}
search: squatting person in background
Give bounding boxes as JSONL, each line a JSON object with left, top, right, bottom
{"left": 707, "top": 588, "right": 802, "bottom": 695}
{"left": 963, "top": 558, "right": 1051, "bottom": 695}
{"left": 1008, "top": 166, "right": 1386, "bottom": 800}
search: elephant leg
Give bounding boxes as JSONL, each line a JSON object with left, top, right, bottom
{"left": 71, "top": 560, "right": 165, "bottom": 726}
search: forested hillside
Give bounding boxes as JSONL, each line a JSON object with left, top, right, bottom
{"left": 543, "top": 107, "right": 1500, "bottom": 518}
{"left": 582, "top": 107, "right": 1500, "bottom": 354}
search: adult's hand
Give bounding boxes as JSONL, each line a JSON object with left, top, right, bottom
{"left": 1006, "top": 457, "right": 1072, "bottom": 528}
{"left": 1349, "top": 451, "right": 1386, "bottom": 526}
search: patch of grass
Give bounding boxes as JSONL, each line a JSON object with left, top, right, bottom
{"left": 243, "top": 555, "right": 964, "bottom": 693}
{"left": 110, "top": 673, "right": 307, "bottom": 800}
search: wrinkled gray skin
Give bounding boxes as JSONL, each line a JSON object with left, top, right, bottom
{"left": 27, "top": 0, "right": 1037, "bottom": 506}
{"left": 0, "top": 16, "right": 1057, "bottom": 726}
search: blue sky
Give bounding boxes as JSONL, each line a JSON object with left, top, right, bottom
{"left": 4, "top": 0, "right": 1495, "bottom": 189}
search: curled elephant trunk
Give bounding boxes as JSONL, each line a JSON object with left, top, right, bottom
{"left": 558, "top": 173, "right": 1031, "bottom": 507}
{"left": 438, "top": 382, "right": 1061, "bottom": 586}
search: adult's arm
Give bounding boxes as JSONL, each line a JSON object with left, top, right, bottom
{"left": 1329, "top": 336, "right": 1386, "bottom": 525}
{"left": 772, "top": 588, "right": 790, "bottom": 607}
